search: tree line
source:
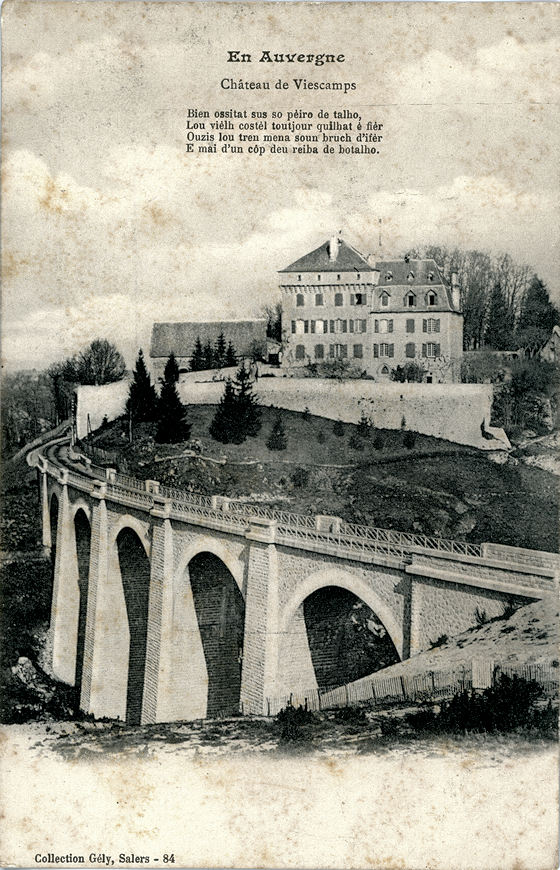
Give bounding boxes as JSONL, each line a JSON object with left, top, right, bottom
{"left": 405, "top": 245, "right": 559, "bottom": 352}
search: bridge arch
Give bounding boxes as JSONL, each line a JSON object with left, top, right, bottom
{"left": 109, "top": 513, "right": 151, "bottom": 559}
{"left": 276, "top": 567, "right": 402, "bottom": 697}
{"left": 73, "top": 508, "right": 91, "bottom": 695}
{"left": 168, "top": 547, "right": 245, "bottom": 721}
{"left": 69, "top": 498, "right": 92, "bottom": 525}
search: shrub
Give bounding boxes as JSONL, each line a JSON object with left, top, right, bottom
{"left": 356, "top": 411, "right": 373, "bottom": 439}
{"left": 317, "top": 431, "right": 326, "bottom": 444}
{"left": 333, "top": 419, "right": 345, "bottom": 436}
{"left": 276, "top": 704, "right": 317, "bottom": 742}
{"left": 373, "top": 432, "right": 384, "bottom": 450}
{"left": 430, "top": 634, "right": 448, "bottom": 649}
{"left": 349, "top": 433, "right": 365, "bottom": 450}
{"left": 266, "top": 416, "right": 287, "bottom": 451}
{"left": 291, "top": 467, "right": 310, "bottom": 489}
{"left": 403, "top": 430, "right": 416, "bottom": 450}
{"left": 474, "top": 606, "right": 488, "bottom": 627}
{"left": 333, "top": 706, "right": 368, "bottom": 725}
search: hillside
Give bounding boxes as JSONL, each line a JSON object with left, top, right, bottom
{"left": 88, "top": 406, "right": 559, "bottom": 551}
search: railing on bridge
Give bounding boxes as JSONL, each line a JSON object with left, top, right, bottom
{"left": 36, "top": 440, "right": 558, "bottom": 575}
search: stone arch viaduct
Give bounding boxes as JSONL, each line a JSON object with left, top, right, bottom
{"left": 28, "top": 438, "right": 558, "bottom": 724}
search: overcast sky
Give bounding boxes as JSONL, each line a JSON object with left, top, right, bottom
{"left": 2, "top": 2, "right": 559, "bottom": 370}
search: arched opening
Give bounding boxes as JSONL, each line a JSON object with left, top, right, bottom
{"left": 188, "top": 553, "right": 245, "bottom": 717}
{"left": 49, "top": 493, "right": 59, "bottom": 567}
{"left": 116, "top": 528, "right": 151, "bottom": 725}
{"left": 73, "top": 509, "right": 91, "bottom": 695}
{"left": 303, "top": 587, "right": 400, "bottom": 690}
{"left": 277, "top": 579, "right": 401, "bottom": 697}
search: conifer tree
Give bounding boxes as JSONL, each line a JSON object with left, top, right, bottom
{"left": 517, "top": 276, "right": 559, "bottom": 335}
{"left": 215, "top": 332, "right": 227, "bottom": 368}
{"left": 225, "top": 341, "right": 237, "bottom": 367}
{"left": 164, "top": 352, "right": 180, "bottom": 384}
{"left": 485, "top": 284, "right": 513, "bottom": 350}
{"left": 234, "top": 362, "right": 262, "bottom": 438}
{"left": 266, "top": 415, "right": 287, "bottom": 450}
{"left": 126, "top": 349, "right": 158, "bottom": 422}
{"left": 190, "top": 337, "right": 204, "bottom": 372}
{"left": 203, "top": 340, "right": 215, "bottom": 370}
{"left": 156, "top": 378, "right": 191, "bottom": 443}
{"left": 209, "top": 379, "right": 240, "bottom": 443}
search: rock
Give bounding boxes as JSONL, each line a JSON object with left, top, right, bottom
{"left": 12, "top": 657, "right": 54, "bottom": 701}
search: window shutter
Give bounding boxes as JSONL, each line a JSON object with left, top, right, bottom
{"left": 329, "top": 344, "right": 335, "bottom": 358}
{"left": 389, "top": 344, "right": 394, "bottom": 358}
{"left": 350, "top": 294, "right": 355, "bottom": 305}
{"left": 422, "top": 343, "right": 427, "bottom": 357}
{"left": 361, "top": 319, "right": 367, "bottom": 333}
{"left": 389, "top": 320, "right": 394, "bottom": 333}
{"left": 435, "top": 343, "right": 441, "bottom": 357}
{"left": 342, "top": 320, "right": 347, "bottom": 333}
{"left": 341, "top": 345, "right": 348, "bottom": 359}
{"left": 435, "top": 320, "right": 440, "bottom": 333}
{"left": 407, "top": 318, "right": 415, "bottom": 333}
{"left": 374, "top": 320, "right": 379, "bottom": 333}
{"left": 423, "top": 319, "right": 427, "bottom": 333}
{"left": 373, "top": 344, "right": 379, "bottom": 358}
{"left": 330, "top": 320, "right": 334, "bottom": 333}
{"left": 324, "top": 320, "right": 328, "bottom": 334}
{"left": 304, "top": 320, "right": 309, "bottom": 334}
{"left": 406, "top": 342, "right": 415, "bottom": 358}
{"left": 311, "top": 320, "right": 315, "bottom": 334}
{"left": 349, "top": 320, "right": 354, "bottom": 333}
{"left": 291, "top": 320, "right": 296, "bottom": 334}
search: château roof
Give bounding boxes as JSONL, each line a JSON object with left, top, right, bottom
{"left": 376, "top": 259, "right": 447, "bottom": 287}
{"left": 279, "top": 239, "right": 375, "bottom": 273}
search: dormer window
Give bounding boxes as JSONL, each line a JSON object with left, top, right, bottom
{"left": 427, "top": 271, "right": 434, "bottom": 282}
{"left": 385, "top": 271, "right": 393, "bottom": 282}
{"left": 427, "top": 291, "right": 437, "bottom": 306}
{"left": 407, "top": 271, "right": 415, "bottom": 282}
{"left": 380, "top": 291, "right": 390, "bottom": 307}
{"left": 405, "top": 292, "right": 416, "bottom": 308}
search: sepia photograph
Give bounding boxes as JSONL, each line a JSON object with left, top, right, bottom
{"left": 1, "top": 2, "right": 559, "bottom": 868}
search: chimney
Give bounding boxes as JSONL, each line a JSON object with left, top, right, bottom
{"left": 451, "top": 272, "right": 461, "bottom": 311}
{"left": 328, "top": 234, "right": 340, "bottom": 262}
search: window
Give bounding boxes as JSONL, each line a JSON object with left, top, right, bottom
{"left": 314, "top": 344, "right": 324, "bottom": 360}
{"left": 335, "top": 319, "right": 347, "bottom": 333}
{"left": 314, "top": 319, "right": 327, "bottom": 334}
{"left": 354, "top": 292, "right": 365, "bottom": 305}
{"left": 315, "top": 293, "right": 324, "bottom": 306}
{"left": 353, "top": 344, "right": 363, "bottom": 359}
{"left": 317, "top": 274, "right": 321, "bottom": 281}
{"left": 423, "top": 318, "right": 440, "bottom": 333}
{"left": 337, "top": 274, "right": 341, "bottom": 281}
{"left": 334, "top": 293, "right": 344, "bottom": 306}
{"left": 373, "top": 343, "right": 394, "bottom": 358}
{"left": 380, "top": 292, "right": 390, "bottom": 307}
{"left": 329, "top": 320, "right": 335, "bottom": 333}
{"left": 405, "top": 293, "right": 416, "bottom": 308}
{"left": 291, "top": 320, "right": 296, "bottom": 334}
{"left": 295, "top": 319, "right": 305, "bottom": 335}
{"left": 296, "top": 293, "right": 304, "bottom": 307}
{"left": 427, "top": 271, "right": 434, "bottom": 282}
{"left": 427, "top": 291, "right": 437, "bottom": 306}
{"left": 297, "top": 274, "right": 301, "bottom": 282}
{"left": 381, "top": 365, "right": 390, "bottom": 375}
{"left": 422, "top": 342, "right": 440, "bottom": 358}
{"left": 353, "top": 319, "right": 367, "bottom": 333}
{"left": 406, "top": 319, "right": 415, "bottom": 333}
{"left": 385, "top": 271, "right": 393, "bottom": 282}
{"left": 405, "top": 342, "right": 416, "bottom": 358}
{"left": 329, "top": 344, "right": 348, "bottom": 359}
{"left": 356, "top": 273, "right": 361, "bottom": 280}
{"left": 407, "top": 271, "right": 415, "bottom": 282}
{"left": 375, "top": 319, "right": 393, "bottom": 334}
{"left": 295, "top": 344, "right": 306, "bottom": 360}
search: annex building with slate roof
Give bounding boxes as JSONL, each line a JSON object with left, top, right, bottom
{"left": 280, "top": 236, "right": 463, "bottom": 382}
{"left": 150, "top": 319, "right": 267, "bottom": 379}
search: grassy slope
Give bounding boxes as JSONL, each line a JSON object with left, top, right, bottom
{"left": 91, "top": 406, "right": 559, "bottom": 551}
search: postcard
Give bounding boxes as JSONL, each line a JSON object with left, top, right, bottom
{"left": 1, "top": 2, "right": 559, "bottom": 868}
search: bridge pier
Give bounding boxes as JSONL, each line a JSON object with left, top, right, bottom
{"left": 40, "top": 469, "right": 52, "bottom": 557}
{"left": 143, "top": 499, "right": 175, "bottom": 724}
{"left": 50, "top": 476, "right": 80, "bottom": 685}
{"left": 241, "top": 519, "right": 280, "bottom": 716}
{"left": 80, "top": 484, "right": 128, "bottom": 720}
